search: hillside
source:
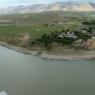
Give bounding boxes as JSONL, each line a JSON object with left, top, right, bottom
{"left": 0, "top": 2, "right": 95, "bottom": 14}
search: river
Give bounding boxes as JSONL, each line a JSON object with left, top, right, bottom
{"left": 0, "top": 46, "right": 95, "bottom": 95}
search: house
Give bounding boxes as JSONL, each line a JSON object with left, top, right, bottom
{"left": 58, "top": 31, "right": 77, "bottom": 39}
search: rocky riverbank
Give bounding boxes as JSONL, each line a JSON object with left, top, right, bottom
{"left": 0, "top": 41, "right": 95, "bottom": 61}
{"left": 0, "top": 41, "right": 38, "bottom": 55}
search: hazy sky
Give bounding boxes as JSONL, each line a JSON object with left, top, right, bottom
{"left": 0, "top": 0, "right": 95, "bottom": 8}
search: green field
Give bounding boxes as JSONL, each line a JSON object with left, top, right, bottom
{"left": 0, "top": 12, "right": 94, "bottom": 45}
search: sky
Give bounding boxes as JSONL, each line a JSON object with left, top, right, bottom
{"left": 0, "top": 0, "right": 95, "bottom": 8}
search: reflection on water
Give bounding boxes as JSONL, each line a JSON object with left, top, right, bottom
{"left": 0, "top": 46, "right": 95, "bottom": 95}
{"left": 0, "top": 91, "right": 7, "bottom": 95}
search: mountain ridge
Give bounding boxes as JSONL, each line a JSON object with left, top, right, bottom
{"left": 0, "top": 2, "right": 95, "bottom": 14}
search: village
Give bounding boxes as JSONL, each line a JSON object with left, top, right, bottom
{"left": 31, "top": 27, "right": 95, "bottom": 50}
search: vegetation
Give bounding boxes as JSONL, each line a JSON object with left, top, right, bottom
{"left": 33, "top": 28, "right": 92, "bottom": 50}
{"left": 0, "top": 12, "right": 94, "bottom": 50}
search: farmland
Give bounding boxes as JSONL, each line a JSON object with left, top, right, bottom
{"left": 0, "top": 12, "right": 94, "bottom": 46}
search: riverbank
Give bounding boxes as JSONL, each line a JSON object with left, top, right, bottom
{"left": 0, "top": 41, "right": 95, "bottom": 60}
{"left": 40, "top": 51, "right": 95, "bottom": 60}
{"left": 0, "top": 41, "right": 38, "bottom": 55}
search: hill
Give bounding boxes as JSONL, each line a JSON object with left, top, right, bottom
{"left": 0, "top": 2, "right": 95, "bottom": 14}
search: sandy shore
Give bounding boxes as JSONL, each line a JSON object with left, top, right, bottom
{"left": 0, "top": 41, "right": 95, "bottom": 60}
{"left": 40, "top": 51, "right": 95, "bottom": 60}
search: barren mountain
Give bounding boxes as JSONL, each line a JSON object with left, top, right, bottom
{"left": 0, "top": 2, "right": 95, "bottom": 14}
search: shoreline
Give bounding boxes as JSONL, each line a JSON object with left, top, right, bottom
{"left": 0, "top": 41, "right": 38, "bottom": 56}
{"left": 0, "top": 41, "right": 95, "bottom": 61}
{"left": 40, "top": 52, "right": 95, "bottom": 60}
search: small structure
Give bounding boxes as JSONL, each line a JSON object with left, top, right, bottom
{"left": 81, "top": 29, "right": 87, "bottom": 34}
{"left": 58, "top": 31, "right": 77, "bottom": 39}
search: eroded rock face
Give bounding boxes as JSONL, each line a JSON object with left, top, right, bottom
{"left": 87, "top": 38, "right": 95, "bottom": 49}
{"left": 73, "top": 39, "right": 83, "bottom": 47}
{"left": 73, "top": 38, "right": 95, "bottom": 49}
{"left": 19, "top": 33, "right": 31, "bottom": 47}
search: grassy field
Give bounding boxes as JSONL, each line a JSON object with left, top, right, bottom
{"left": 0, "top": 12, "right": 94, "bottom": 45}
{"left": 0, "top": 25, "right": 64, "bottom": 40}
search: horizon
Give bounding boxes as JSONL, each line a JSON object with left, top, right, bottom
{"left": 0, "top": 0, "right": 95, "bottom": 8}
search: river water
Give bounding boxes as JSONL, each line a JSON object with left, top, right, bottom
{"left": 0, "top": 46, "right": 95, "bottom": 95}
